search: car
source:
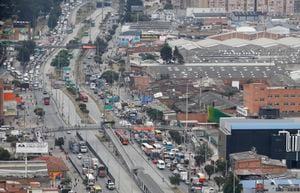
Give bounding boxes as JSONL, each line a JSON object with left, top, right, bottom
{"left": 77, "top": 153, "right": 82, "bottom": 159}
{"left": 67, "top": 131, "right": 72, "bottom": 134}
{"left": 106, "top": 180, "right": 115, "bottom": 190}
{"left": 43, "top": 91, "right": 48, "bottom": 95}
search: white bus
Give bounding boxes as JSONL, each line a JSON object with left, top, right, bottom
{"left": 157, "top": 160, "right": 165, "bottom": 170}
{"left": 141, "top": 143, "right": 154, "bottom": 156}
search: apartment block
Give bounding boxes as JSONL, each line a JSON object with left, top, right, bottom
{"left": 208, "top": 0, "right": 226, "bottom": 9}
{"left": 243, "top": 83, "right": 300, "bottom": 116}
{"left": 226, "top": 0, "right": 294, "bottom": 15}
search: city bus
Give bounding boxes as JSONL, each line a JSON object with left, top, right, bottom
{"left": 141, "top": 143, "right": 154, "bottom": 156}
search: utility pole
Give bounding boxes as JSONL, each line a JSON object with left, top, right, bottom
{"left": 184, "top": 80, "right": 189, "bottom": 152}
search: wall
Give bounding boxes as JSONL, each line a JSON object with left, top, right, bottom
{"left": 244, "top": 83, "right": 300, "bottom": 116}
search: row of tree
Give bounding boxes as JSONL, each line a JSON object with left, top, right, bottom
{"left": 0, "top": 0, "right": 63, "bottom": 27}
{"left": 160, "top": 44, "right": 184, "bottom": 64}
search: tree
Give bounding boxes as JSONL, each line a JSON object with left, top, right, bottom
{"left": 17, "top": 47, "right": 30, "bottom": 66}
{"left": 214, "top": 176, "right": 225, "bottom": 191}
{"left": 47, "top": 4, "right": 61, "bottom": 29}
{"left": 101, "top": 70, "right": 119, "bottom": 84}
{"left": 17, "top": 40, "right": 36, "bottom": 67}
{"left": 169, "top": 175, "right": 180, "bottom": 186}
{"left": 146, "top": 108, "right": 163, "bottom": 122}
{"left": 0, "top": 147, "right": 10, "bottom": 160}
{"left": 51, "top": 50, "right": 70, "bottom": 68}
{"left": 223, "top": 172, "right": 243, "bottom": 193}
{"left": 94, "top": 55, "right": 102, "bottom": 64}
{"left": 160, "top": 43, "right": 172, "bottom": 63}
{"left": 95, "top": 37, "right": 108, "bottom": 55}
{"left": 204, "top": 164, "right": 215, "bottom": 180}
{"left": 216, "top": 158, "right": 227, "bottom": 176}
{"left": 194, "top": 143, "right": 213, "bottom": 166}
{"left": 169, "top": 130, "right": 183, "bottom": 145}
{"left": 173, "top": 46, "right": 184, "bottom": 64}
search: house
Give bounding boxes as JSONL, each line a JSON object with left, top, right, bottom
{"left": 3, "top": 90, "right": 22, "bottom": 117}
{"left": 230, "top": 150, "right": 287, "bottom": 176}
{"left": 33, "top": 156, "right": 68, "bottom": 180}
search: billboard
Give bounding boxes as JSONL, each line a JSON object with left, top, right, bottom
{"left": 140, "top": 34, "right": 160, "bottom": 39}
{"left": 16, "top": 143, "right": 48, "bottom": 154}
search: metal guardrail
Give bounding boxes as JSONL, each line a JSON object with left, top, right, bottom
{"left": 68, "top": 157, "right": 84, "bottom": 180}
{"left": 76, "top": 131, "right": 116, "bottom": 184}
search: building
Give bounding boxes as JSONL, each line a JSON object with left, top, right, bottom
{"left": 33, "top": 156, "right": 68, "bottom": 181}
{"left": 3, "top": 90, "right": 22, "bottom": 117}
{"left": 243, "top": 83, "right": 300, "bottom": 116}
{"left": 230, "top": 11, "right": 263, "bottom": 22}
{"left": 0, "top": 160, "right": 48, "bottom": 178}
{"left": 0, "top": 181, "right": 59, "bottom": 193}
{"left": 0, "top": 80, "right": 3, "bottom": 125}
{"left": 219, "top": 118, "right": 300, "bottom": 168}
{"left": 226, "top": 0, "right": 294, "bottom": 15}
{"left": 230, "top": 150, "right": 287, "bottom": 176}
{"left": 208, "top": 0, "right": 225, "bottom": 9}
{"left": 132, "top": 75, "right": 151, "bottom": 91}
{"left": 176, "top": 112, "right": 207, "bottom": 125}
{"left": 241, "top": 179, "right": 300, "bottom": 193}
{"left": 118, "top": 31, "right": 141, "bottom": 47}
{"left": 266, "top": 26, "right": 290, "bottom": 35}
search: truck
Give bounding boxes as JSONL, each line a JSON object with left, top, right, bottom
{"left": 82, "top": 157, "right": 91, "bottom": 168}
{"left": 79, "top": 141, "right": 88, "bottom": 153}
{"left": 69, "top": 138, "right": 80, "bottom": 154}
{"left": 86, "top": 173, "right": 96, "bottom": 190}
{"left": 106, "top": 179, "right": 115, "bottom": 190}
{"left": 91, "top": 158, "right": 99, "bottom": 169}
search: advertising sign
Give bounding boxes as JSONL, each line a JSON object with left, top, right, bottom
{"left": 140, "top": 34, "right": 160, "bottom": 39}
{"left": 16, "top": 143, "right": 49, "bottom": 154}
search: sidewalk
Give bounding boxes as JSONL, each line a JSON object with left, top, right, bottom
{"left": 52, "top": 147, "right": 87, "bottom": 193}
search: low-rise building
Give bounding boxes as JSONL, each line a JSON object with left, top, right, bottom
{"left": 230, "top": 150, "right": 287, "bottom": 176}
{"left": 219, "top": 118, "right": 300, "bottom": 168}
{"left": 33, "top": 156, "right": 68, "bottom": 181}
{"left": 241, "top": 179, "right": 300, "bottom": 193}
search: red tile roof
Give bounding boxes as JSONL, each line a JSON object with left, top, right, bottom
{"left": 33, "top": 156, "right": 69, "bottom": 172}
{"left": 3, "top": 92, "right": 22, "bottom": 103}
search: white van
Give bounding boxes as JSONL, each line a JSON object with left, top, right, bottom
{"left": 157, "top": 160, "right": 165, "bottom": 170}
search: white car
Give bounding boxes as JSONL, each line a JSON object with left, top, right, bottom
{"left": 77, "top": 153, "right": 82, "bottom": 159}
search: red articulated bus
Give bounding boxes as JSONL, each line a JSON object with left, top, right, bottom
{"left": 115, "top": 129, "right": 129, "bottom": 145}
